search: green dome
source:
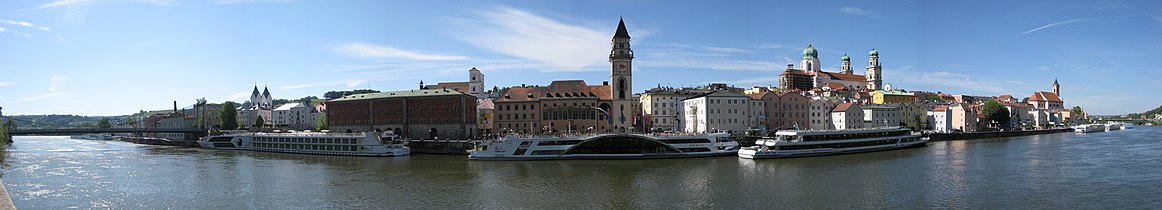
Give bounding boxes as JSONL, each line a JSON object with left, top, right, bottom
{"left": 802, "top": 44, "right": 818, "bottom": 59}
{"left": 841, "top": 53, "right": 850, "bottom": 61}
{"left": 869, "top": 48, "right": 879, "bottom": 56}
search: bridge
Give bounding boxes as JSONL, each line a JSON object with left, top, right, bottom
{"left": 7, "top": 128, "right": 206, "bottom": 135}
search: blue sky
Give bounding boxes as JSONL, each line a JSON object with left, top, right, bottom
{"left": 2, "top": 0, "right": 1160, "bottom": 116}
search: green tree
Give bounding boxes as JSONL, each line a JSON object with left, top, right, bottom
{"left": 254, "top": 117, "right": 265, "bottom": 129}
{"left": 97, "top": 118, "right": 112, "bottom": 129}
{"left": 927, "top": 95, "right": 945, "bottom": 103}
{"left": 982, "top": 100, "right": 1011, "bottom": 128}
{"left": 220, "top": 102, "right": 239, "bottom": 130}
{"left": 316, "top": 113, "right": 327, "bottom": 131}
{"left": 1, "top": 120, "right": 10, "bottom": 143}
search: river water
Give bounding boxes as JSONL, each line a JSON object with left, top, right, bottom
{"left": 2, "top": 127, "right": 1161, "bottom": 209}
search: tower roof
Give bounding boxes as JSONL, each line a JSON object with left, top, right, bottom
{"left": 1053, "top": 79, "right": 1059, "bottom": 86}
{"left": 251, "top": 86, "right": 260, "bottom": 97}
{"left": 869, "top": 48, "right": 879, "bottom": 56}
{"left": 262, "top": 87, "right": 271, "bottom": 97}
{"left": 614, "top": 17, "right": 631, "bottom": 39}
{"left": 841, "top": 53, "right": 850, "bottom": 61}
{"left": 803, "top": 44, "right": 818, "bottom": 59}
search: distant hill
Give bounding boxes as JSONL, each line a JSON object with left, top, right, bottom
{"left": 4, "top": 115, "right": 127, "bottom": 130}
{"left": 1126, "top": 105, "right": 1162, "bottom": 119}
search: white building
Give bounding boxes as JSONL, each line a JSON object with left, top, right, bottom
{"left": 640, "top": 87, "right": 697, "bottom": 132}
{"left": 862, "top": 105, "right": 900, "bottom": 128}
{"left": 928, "top": 107, "right": 952, "bottom": 133}
{"left": 830, "top": 103, "right": 864, "bottom": 130}
{"left": 809, "top": 99, "right": 837, "bottom": 130}
{"left": 273, "top": 102, "right": 317, "bottom": 130}
{"left": 681, "top": 91, "right": 764, "bottom": 134}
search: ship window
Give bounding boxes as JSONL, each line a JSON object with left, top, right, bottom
{"left": 563, "top": 136, "right": 680, "bottom": 155}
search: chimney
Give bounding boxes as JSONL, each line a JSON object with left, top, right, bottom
{"left": 603, "top": 81, "right": 609, "bottom": 86}
{"left": 173, "top": 101, "right": 178, "bottom": 113}
{"left": 787, "top": 64, "right": 794, "bottom": 69}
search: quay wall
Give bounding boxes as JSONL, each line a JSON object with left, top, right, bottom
{"left": 927, "top": 128, "right": 1071, "bottom": 141}
{"left": 407, "top": 139, "right": 479, "bottom": 155}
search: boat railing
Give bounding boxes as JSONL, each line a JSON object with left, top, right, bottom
{"left": 253, "top": 132, "right": 367, "bottom": 137}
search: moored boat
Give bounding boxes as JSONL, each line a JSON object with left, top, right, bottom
{"left": 1074, "top": 124, "right": 1106, "bottom": 133}
{"left": 738, "top": 127, "right": 927, "bottom": 159}
{"left": 69, "top": 133, "right": 114, "bottom": 140}
{"left": 467, "top": 132, "right": 739, "bottom": 160}
{"left": 199, "top": 131, "right": 409, "bottom": 157}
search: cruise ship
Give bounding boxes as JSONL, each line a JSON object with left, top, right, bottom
{"left": 467, "top": 132, "right": 739, "bottom": 160}
{"left": 738, "top": 127, "right": 927, "bottom": 159}
{"left": 199, "top": 131, "right": 410, "bottom": 157}
{"left": 1073, "top": 124, "right": 1106, "bottom": 133}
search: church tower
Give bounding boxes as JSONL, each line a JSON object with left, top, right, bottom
{"left": 866, "top": 48, "right": 883, "bottom": 90}
{"left": 468, "top": 67, "right": 486, "bottom": 99}
{"left": 609, "top": 17, "right": 634, "bottom": 131}
{"left": 1052, "top": 79, "right": 1060, "bottom": 96}
{"left": 249, "top": 85, "right": 262, "bottom": 109}
{"left": 800, "top": 44, "right": 821, "bottom": 72}
{"left": 840, "top": 53, "right": 852, "bottom": 74}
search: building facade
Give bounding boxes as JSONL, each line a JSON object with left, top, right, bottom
{"left": 327, "top": 89, "right": 478, "bottom": 139}
{"left": 808, "top": 99, "right": 837, "bottom": 130}
{"left": 780, "top": 45, "right": 885, "bottom": 91}
{"left": 862, "top": 105, "right": 900, "bottom": 128}
{"left": 681, "top": 91, "right": 764, "bottom": 134}
{"left": 950, "top": 104, "right": 978, "bottom": 132}
{"left": 872, "top": 90, "right": 916, "bottom": 104}
{"left": 640, "top": 87, "right": 697, "bottom": 132}
{"left": 272, "top": 102, "right": 316, "bottom": 130}
{"left": 928, "top": 107, "right": 952, "bottom": 133}
{"left": 749, "top": 91, "right": 809, "bottom": 131}
{"left": 830, "top": 103, "right": 864, "bottom": 130}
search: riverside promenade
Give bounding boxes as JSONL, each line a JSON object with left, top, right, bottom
{"left": 1, "top": 179, "right": 14, "bottom": 210}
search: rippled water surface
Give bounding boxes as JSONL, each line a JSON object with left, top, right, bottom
{"left": 3, "top": 127, "right": 1161, "bottom": 209}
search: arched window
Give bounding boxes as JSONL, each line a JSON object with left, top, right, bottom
{"left": 618, "top": 78, "right": 627, "bottom": 100}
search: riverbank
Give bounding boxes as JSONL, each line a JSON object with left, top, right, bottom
{"left": 0, "top": 179, "right": 14, "bottom": 210}
{"left": 927, "top": 128, "right": 1072, "bottom": 141}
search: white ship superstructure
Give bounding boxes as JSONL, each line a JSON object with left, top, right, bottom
{"left": 738, "top": 127, "right": 927, "bottom": 159}
{"left": 199, "top": 131, "right": 409, "bottom": 157}
{"left": 468, "top": 133, "right": 739, "bottom": 160}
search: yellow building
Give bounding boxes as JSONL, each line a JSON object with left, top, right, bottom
{"left": 872, "top": 90, "right": 916, "bottom": 104}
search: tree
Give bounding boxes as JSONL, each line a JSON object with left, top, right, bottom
{"left": 97, "top": 118, "right": 112, "bottom": 129}
{"left": 1021, "top": 97, "right": 1030, "bottom": 103}
{"left": 298, "top": 96, "right": 319, "bottom": 104}
{"left": 316, "top": 113, "right": 327, "bottom": 131}
{"left": 254, "top": 117, "right": 265, "bottom": 129}
{"left": 220, "top": 102, "right": 239, "bottom": 130}
{"left": 927, "top": 95, "right": 945, "bottom": 103}
{"left": 1, "top": 120, "right": 10, "bottom": 143}
{"left": 982, "top": 100, "right": 1011, "bottom": 128}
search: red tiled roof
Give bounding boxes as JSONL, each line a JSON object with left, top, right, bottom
{"left": 1029, "top": 91, "right": 1063, "bottom": 102}
{"left": 824, "top": 82, "right": 847, "bottom": 90}
{"left": 495, "top": 80, "right": 612, "bottom": 102}
{"left": 832, "top": 103, "right": 855, "bottom": 112}
{"left": 931, "top": 107, "right": 947, "bottom": 111}
{"left": 819, "top": 72, "right": 866, "bottom": 82}
{"left": 747, "top": 91, "right": 773, "bottom": 100}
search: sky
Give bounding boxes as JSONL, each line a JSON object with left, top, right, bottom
{"left": 2, "top": 0, "right": 1161, "bottom": 116}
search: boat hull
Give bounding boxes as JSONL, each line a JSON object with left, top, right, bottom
{"left": 469, "top": 150, "right": 737, "bottom": 161}
{"left": 739, "top": 138, "right": 928, "bottom": 159}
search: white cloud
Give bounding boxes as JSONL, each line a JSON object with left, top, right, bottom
{"left": 280, "top": 79, "right": 368, "bottom": 90}
{"left": 223, "top": 91, "right": 250, "bottom": 102}
{"left": 714, "top": 77, "right": 781, "bottom": 86}
{"left": 838, "top": 7, "right": 883, "bottom": 19}
{"left": 702, "top": 47, "right": 750, "bottom": 54}
{"left": 1021, "top": 18, "right": 1087, "bottom": 35}
{"left": 1036, "top": 66, "right": 1050, "bottom": 71}
{"left": 38, "top": 0, "right": 90, "bottom": 9}
{"left": 0, "top": 81, "right": 14, "bottom": 87}
{"left": 753, "top": 43, "right": 784, "bottom": 49}
{"left": 451, "top": 7, "right": 611, "bottom": 71}
{"left": 21, "top": 75, "right": 71, "bottom": 102}
{"left": 336, "top": 42, "right": 468, "bottom": 61}
{"left": 214, "top": 0, "right": 295, "bottom": 4}
{"left": 2, "top": 20, "right": 49, "bottom": 31}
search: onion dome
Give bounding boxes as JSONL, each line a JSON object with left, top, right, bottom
{"left": 802, "top": 44, "right": 818, "bottom": 59}
{"left": 869, "top": 48, "right": 879, "bottom": 56}
{"left": 841, "top": 53, "right": 850, "bottom": 61}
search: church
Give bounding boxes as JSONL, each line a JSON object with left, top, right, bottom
{"left": 779, "top": 44, "right": 884, "bottom": 92}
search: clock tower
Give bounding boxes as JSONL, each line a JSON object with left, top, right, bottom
{"left": 609, "top": 17, "right": 634, "bottom": 131}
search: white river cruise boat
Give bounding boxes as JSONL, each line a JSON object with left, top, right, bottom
{"left": 467, "top": 132, "right": 739, "bottom": 160}
{"left": 738, "top": 127, "right": 927, "bottom": 159}
{"left": 1073, "top": 124, "right": 1106, "bottom": 133}
{"left": 199, "top": 131, "right": 410, "bottom": 157}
